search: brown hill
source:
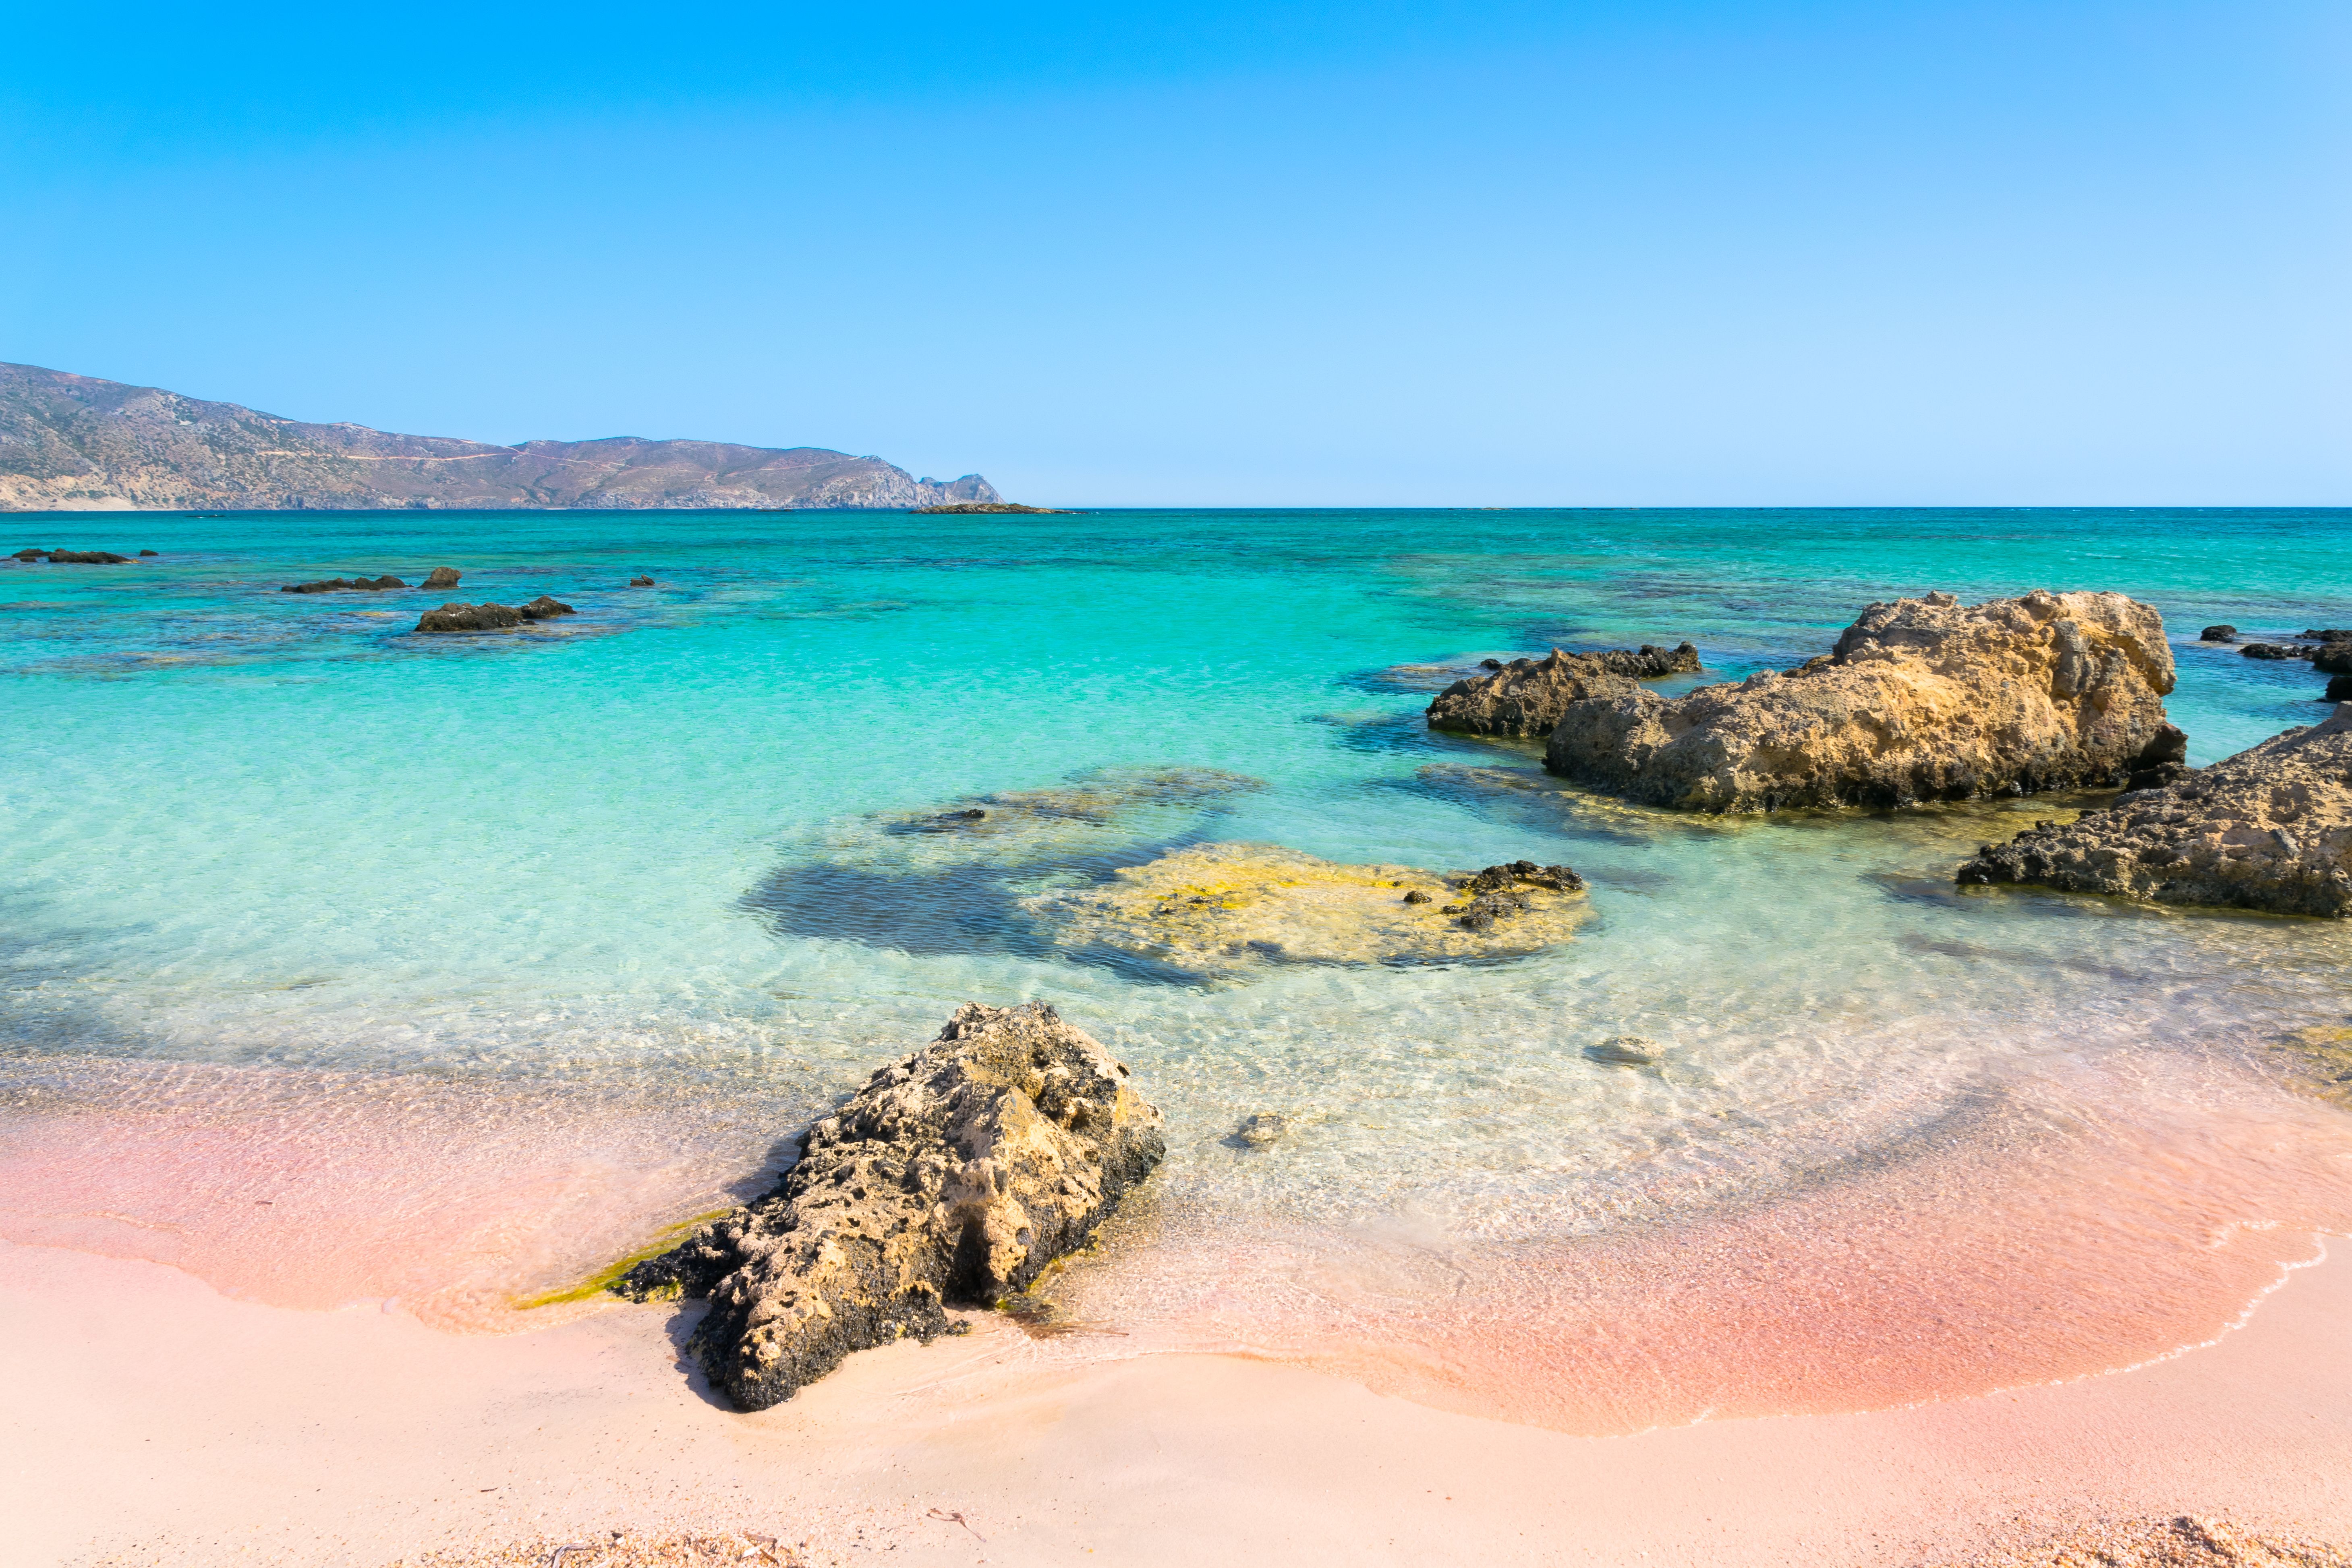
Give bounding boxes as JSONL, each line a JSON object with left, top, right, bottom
{"left": 0, "top": 362, "right": 999, "bottom": 512}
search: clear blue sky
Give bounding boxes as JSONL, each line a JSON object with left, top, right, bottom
{"left": 4, "top": 1, "right": 2345, "bottom": 505}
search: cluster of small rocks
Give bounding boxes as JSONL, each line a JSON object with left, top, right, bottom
{"left": 11, "top": 547, "right": 152, "bottom": 563}
{"left": 416, "top": 595, "right": 574, "bottom": 632}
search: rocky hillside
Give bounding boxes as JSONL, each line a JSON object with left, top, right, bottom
{"left": 0, "top": 362, "right": 1000, "bottom": 512}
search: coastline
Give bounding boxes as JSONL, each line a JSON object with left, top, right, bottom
{"left": 7, "top": 1233, "right": 2349, "bottom": 1567}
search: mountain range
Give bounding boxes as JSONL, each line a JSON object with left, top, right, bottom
{"left": 0, "top": 362, "right": 1000, "bottom": 512}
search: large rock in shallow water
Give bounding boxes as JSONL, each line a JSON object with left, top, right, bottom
{"left": 1956, "top": 706, "right": 2352, "bottom": 917}
{"left": 1426, "top": 643, "right": 1698, "bottom": 737}
{"left": 1543, "top": 590, "right": 2180, "bottom": 812}
{"left": 614, "top": 1002, "right": 1164, "bottom": 1411}
{"left": 415, "top": 601, "right": 525, "bottom": 632}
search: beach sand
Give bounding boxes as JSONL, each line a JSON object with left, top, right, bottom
{"left": 6, "top": 1231, "right": 2348, "bottom": 1568}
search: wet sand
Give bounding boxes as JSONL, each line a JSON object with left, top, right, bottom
{"left": 6, "top": 1232, "right": 2349, "bottom": 1568}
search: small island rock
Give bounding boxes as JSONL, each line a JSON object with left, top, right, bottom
{"left": 1956, "top": 706, "right": 2352, "bottom": 917}
{"left": 2201, "top": 625, "right": 2238, "bottom": 642}
{"left": 629, "top": 575, "right": 654, "bottom": 587}
{"left": 415, "top": 601, "right": 525, "bottom": 632}
{"left": 1543, "top": 590, "right": 2180, "bottom": 812}
{"left": 519, "top": 594, "right": 575, "bottom": 618}
{"left": 47, "top": 549, "right": 133, "bottom": 564}
{"left": 421, "top": 566, "right": 462, "bottom": 589}
{"left": 613, "top": 1001, "right": 1165, "bottom": 1411}
{"left": 284, "top": 575, "right": 405, "bottom": 593}
{"left": 1427, "top": 642, "right": 1700, "bottom": 737}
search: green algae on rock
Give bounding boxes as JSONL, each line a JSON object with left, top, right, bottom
{"left": 1021, "top": 842, "right": 1591, "bottom": 975}
{"left": 613, "top": 1001, "right": 1165, "bottom": 1411}
{"left": 1958, "top": 705, "right": 2352, "bottom": 918}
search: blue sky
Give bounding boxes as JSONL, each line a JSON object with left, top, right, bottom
{"left": 3, "top": 1, "right": 2346, "bottom": 505}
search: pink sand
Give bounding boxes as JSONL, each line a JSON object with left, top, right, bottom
{"left": 4, "top": 1236, "right": 2350, "bottom": 1566}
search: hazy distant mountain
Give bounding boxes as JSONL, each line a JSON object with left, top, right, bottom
{"left": 0, "top": 362, "right": 1001, "bottom": 512}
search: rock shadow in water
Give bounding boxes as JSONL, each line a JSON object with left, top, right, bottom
{"left": 745, "top": 767, "right": 1266, "bottom": 982}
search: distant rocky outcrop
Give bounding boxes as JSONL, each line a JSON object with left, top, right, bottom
{"left": 283, "top": 575, "right": 406, "bottom": 593}
{"left": 613, "top": 1001, "right": 1165, "bottom": 1411}
{"left": 421, "top": 566, "right": 461, "bottom": 589}
{"left": 13, "top": 547, "right": 133, "bottom": 563}
{"left": 1544, "top": 590, "right": 2180, "bottom": 812}
{"left": 1956, "top": 706, "right": 2352, "bottom": 917}
{"left": 0, "top": 361, "right": 1000, "bottom": 512}
{"left": 1427, "top": 642, "right": 1699, "bottom": 737}
{"left": 1022, "top": 842, "right": 1591, "bottom": 975}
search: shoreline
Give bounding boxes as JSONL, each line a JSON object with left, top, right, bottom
{"left": 7, "top": 1233, "right": 2351, "bottom": 1566}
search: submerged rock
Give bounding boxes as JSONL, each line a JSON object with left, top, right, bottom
{"left": 613, "top": 1001, "right": 1164, "bottom": 1410}
{"left": 415, "top": 601, "right": 525, "bottom": 632}
{"left": 1955, "top": 706, "right": 2352, "bottom": 917}
{"left": 138, "top": 549, "right": 158, "bottom": 557}
{"left": 1583, "top": 1036, "right": 1661, "bottom": 1067}
{"left": 1427, "top": 642, "right": 1700, "bottom": 737}
{"left": 1544, "top": 590, "right": 2181, "bottom": 812}
{"left": 1231, "top": 1112, "right": 1290, "bottom": 1149}
{"left": 1023, "top": 842, "right": 1591, "bottom": 974}
{"left": 629, "top": 574, "right": 654, "bottom": 587}
{"left": 2201, "top": 625, "right": 2238, "bottom": 642}
{"left": 421, "top": 565, "right": 462, "bottom": 589}
{"left": 284, "top": 575, "right": 405, "bottom": 593}
{"left": 46, "top": 549, "right": 133, "bottom": 564}
{"left": 2242, "top": 642, "right": 2306, "bottom": 661}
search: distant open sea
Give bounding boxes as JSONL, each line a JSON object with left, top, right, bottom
{"left": 7, "top": 506, "right": 2352, "bottom": 1430}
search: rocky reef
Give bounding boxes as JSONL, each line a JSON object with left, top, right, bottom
{"left": 1426, "top": 642, "right": 1700, "bottom": 737}
{"left": 15, "top": 547, "right": 133, "bottom": 563}
{"left": 613, "top": 1001, "right": 1165, "bottom": 1411}
{"left": 1542, "top": 590, "right": 2181, "bottom": 812}
{"left": 284, "top": 574, "right": 406, "bottom": 593}
{"left": 1022, "top": 843, "right": 1590, "bottom": 975}
{"left": 414, "top": 596, "right": 572, "bottom": 632}
{"left": 1955, "top": 706, "right": 2352, "bottom": 917}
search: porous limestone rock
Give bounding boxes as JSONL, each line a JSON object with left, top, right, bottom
{"left": 415, "top": 601, "right": 524, "bottom": 632}
{"left": 1955, "top": 706, "right": 2352, "bottom": 917}
{"left": 1427, "top": 642, "right": 1701, "bottom": 737}
{"left": 613, "top": 1001, "right": 1164, "bottom": 1411}
{"left": 422, "top": 565, "right": 462, "bottom": 589}
{"left": 1543, "top": 590, "right": 2181, "bottom": 812}
{"left": 1022, "top": 843, "right": 1590, "bottom": 974}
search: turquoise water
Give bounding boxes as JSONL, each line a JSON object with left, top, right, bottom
{"left": 7, "top": 507, "right": 2352, "bottom": 1380}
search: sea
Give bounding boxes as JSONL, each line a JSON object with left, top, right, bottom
{"left": 6, "top": 505, "right": 2352, "bottom": 1433}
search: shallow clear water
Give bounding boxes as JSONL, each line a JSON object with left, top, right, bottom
{"left": 6, "top": 507, "right": 2352, "bottom": 1418}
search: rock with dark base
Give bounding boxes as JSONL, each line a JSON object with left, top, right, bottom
{"left": 613, "top": 1001, "right": 1165, "bottom": 1411}
{"left": 46, "top": 549, "right": 132, "bottom": 564}
{"left": 519, "top": 594, "right": 574, "bottom": 619}
{"left": 1956, "top": 706, "right": 2352, "bottom": 917}
{"left": 2201, "top": 625, "right": 2237, "bottom": 642}
{"left": 2327, "top": 676, "right": 2352, "bottom": 703}
{"left": 421, "top": 565, "right": 461, "bottom": 589}
{"left": 2315, "top": 646, "right": 2352, "bottom": 677}
{"left": 1544, "top": 590, "right": 2180, "bottom": 812}
{"left": 629, "top": 575, "right": 654, "bottom": 587}
{"left": 2242, "top": 642, "right": 2306, "bottom": 661}
{"left": 415, "top": 601, "right": 526, "bottom": 632}
{"left": 1427, "top": 642, "right": 1698, "bottom": 737}
{"left": 284, "top": 575, "right": 406, "bottom": 593}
